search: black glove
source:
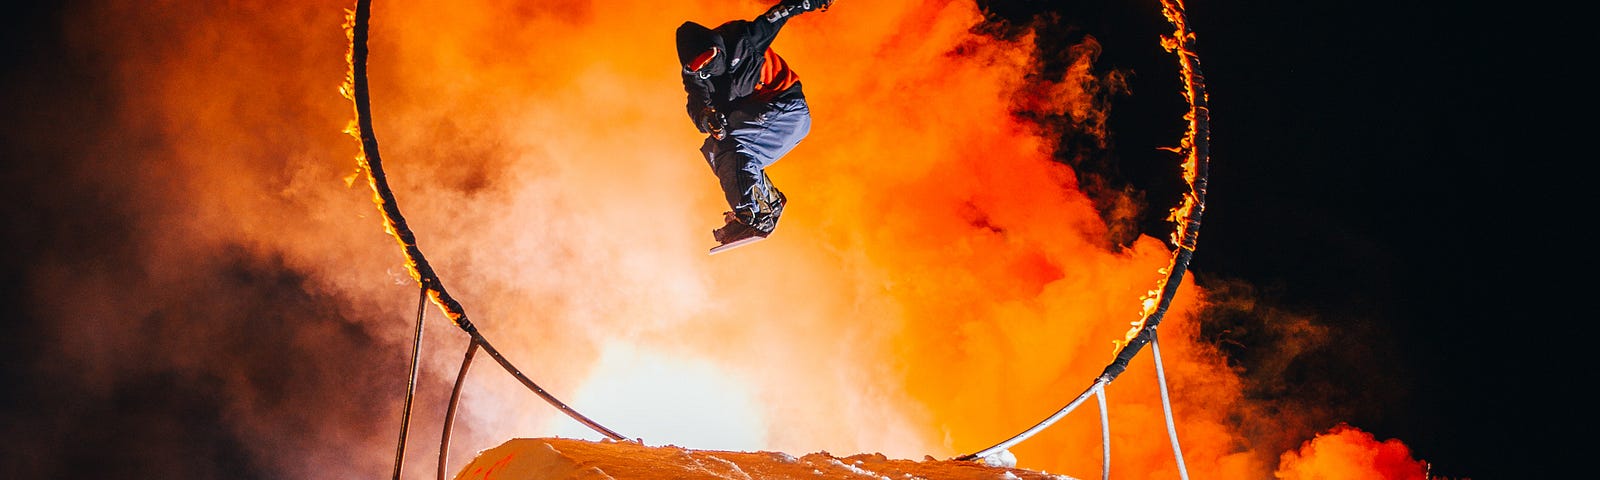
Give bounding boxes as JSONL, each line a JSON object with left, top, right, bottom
{"left": 781, "top": 0, "right": 832, "bottom": 12}
{"left": 698, "top": 106, "right": 728, "bottom": 139}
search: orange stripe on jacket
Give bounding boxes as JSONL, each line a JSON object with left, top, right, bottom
{"left": 751, "top": 48, "right": 799, "bottom": 102}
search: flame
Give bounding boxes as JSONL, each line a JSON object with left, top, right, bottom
{"left": 42, "top": 0, "right": 1421, "bottom": 478}
{"left": 1116, "top": 0, "right": 1209, "bottom": 351}
{"left": 332, "top": 0, "right": 1235, "bottom": 476}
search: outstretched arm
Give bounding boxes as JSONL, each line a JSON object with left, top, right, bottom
{"left": 682, "top": 1, "right": 832, "bottom": 133}
{"left": 747, "top": 0, "right": 834, "bottom": 50}
{"left": 762, "top": 0, "right": 832, "bottom": 23}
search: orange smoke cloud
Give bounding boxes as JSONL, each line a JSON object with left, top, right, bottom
{"left": 1277, "top": 424, "right": 1428, "bottom": 480}
{"left": 26, "top": 0, "right": 1424, "bottom": 478}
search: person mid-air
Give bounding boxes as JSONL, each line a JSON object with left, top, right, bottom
{"left": 676, "top": 0, "right": 834, "bottom": 254}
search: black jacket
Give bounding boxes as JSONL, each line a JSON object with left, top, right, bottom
{"left": 677, "top": 11, "right": 804, "bottom": 131}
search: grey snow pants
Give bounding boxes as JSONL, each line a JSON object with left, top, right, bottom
{"left": 700, "top": 94, "right": 811, "bottom": 234}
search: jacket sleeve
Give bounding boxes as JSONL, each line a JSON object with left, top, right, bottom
{"left": 746, "top": 4, "right": 798, "bottom": 53}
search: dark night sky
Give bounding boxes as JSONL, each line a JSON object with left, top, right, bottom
{"left": 980, "top": 2, "right": 1571, "bottom": 476}
{"left": 1138, "top": 1, "right": 1568, "bottom": 477}
{"left": 982, "top": 1, "right": 1559, "bottom": 476}
{"left": 0, "top": 1, "right": 1575, "bottom": 479}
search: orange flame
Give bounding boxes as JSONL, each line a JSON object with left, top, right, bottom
{"left": 1117, "top": 0, "right": 1209, "bottom": 351}
{"left": 329, "top": 1, "right": 1233, "bottom": 477}
{"left": 59, "top": 0, "right": 1424, "bottom": 478}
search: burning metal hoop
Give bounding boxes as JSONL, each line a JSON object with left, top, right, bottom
{"left": 346, "top": 0, "right": 1209, "bottom": 477}
{"left": 957, "top": 0, "right": 1211, "bottom": 473}
{"left": 342, "top": 2, "right": 628, "bottom": 479}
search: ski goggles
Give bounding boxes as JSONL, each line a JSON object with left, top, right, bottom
{"left": 687, "top": 47, "right": 720, "bottom": 79}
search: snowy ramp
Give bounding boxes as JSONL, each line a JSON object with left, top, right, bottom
{"left": 452, "top": 437, "right": 1077, "bottom": 480}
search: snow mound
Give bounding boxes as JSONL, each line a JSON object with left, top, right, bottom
{"left": 452, "top": 438, "right": 1077, "bottom": 480}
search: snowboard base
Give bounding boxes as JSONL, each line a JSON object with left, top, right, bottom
{"left": 709, "top": 235, "right": 767, "bottom": 255}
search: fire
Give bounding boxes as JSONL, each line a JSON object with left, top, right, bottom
{"left": 337, "top": 0, "right": 1235, "bottom": 477}
{"left": 1118, "top": 0, "right": 1209, "bottom": 351}
{"left": 51, "top": 0, "right": 1426, "bottom": 478}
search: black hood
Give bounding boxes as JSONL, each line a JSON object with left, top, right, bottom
{"left": 676, "top": 21, "right": 728, "bottom": 76}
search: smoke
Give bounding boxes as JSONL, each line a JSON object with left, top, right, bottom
{"left": 1276, "top": 424, "right": 1428, "bottom": 480}
{"left": 0, "top": 1, "right": 1422, "bottom": 479}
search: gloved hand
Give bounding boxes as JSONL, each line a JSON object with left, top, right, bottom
{"left": 698, "top": 106, "right": 728, "bottom": 139}
{"left": 781, "top": 0, "right": 833, "bottom": 12}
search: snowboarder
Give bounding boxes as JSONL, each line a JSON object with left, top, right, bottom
{"left": 676, "top": 0, "right": 833, "bottom": 253}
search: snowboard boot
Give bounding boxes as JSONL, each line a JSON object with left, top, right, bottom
{"left": 713, "top": 218, "right": 768, "bottom": 245}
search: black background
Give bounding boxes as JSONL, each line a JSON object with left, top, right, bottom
{"left": 941, "top": 1, "right": 1569, "bottom": 477}
{"left": 980, "top": 1, "right": 1570, "bottom": 478}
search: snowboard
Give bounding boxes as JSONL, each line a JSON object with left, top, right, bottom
{"left": 709, "top": 234, "right": 767, "bottom": 255}
{"left": 709, "top": 211, "right": 770, "bottom": 255}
